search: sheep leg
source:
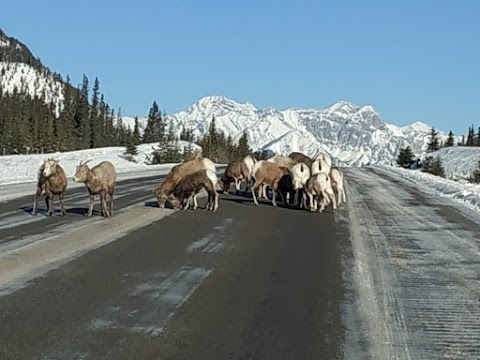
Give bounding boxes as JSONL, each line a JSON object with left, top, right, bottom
{"left": 193, "top": 193, "right": 199, "bottom": 210}
{"left": 251, "top": 182, "right": 260, "bottom": 206}
{"left": 59, "top": 193, "right": 66, "bottom": 216}
{"left": 308, "top": 192, "right": 316, "bottom": 212}
{"left": 87, "top": 194, "right": 95, "bottom": 217}
{"left": 327, "top": 189, "right": 337, "bottom": 213}
{"left": 235, "top": 179, "right": 241, "bottom": 195}
{"left": 271, "top": 189, "right": 277, "bottom": 207}
{"left": 32, "top": 189, "right": 41, "bottom": 215}
{"left": 46, "top": 194, "right": 53, "bottom": 216}
{"left": 108, "top": 192, "right": 114, "bottom": 216}
{"left": 213, "top": 190, "right": 219, "bottom": 211}
{"left": 101, "top": 191, "right": 110, "bottom": 217}
{"left": 184, "top": 195, "right": 193, "bottom": 211}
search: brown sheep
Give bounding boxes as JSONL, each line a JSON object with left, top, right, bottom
{"left": 153, "top": 158, "right": 215, "bottom": 208}
{"left": 73, "top": 160, "right": 117, "bottom": 217}
{"left": 251, "top": 160, "right": 290, "bottom": 207}
{"left": 32, "top": 158, "right": 68, "bottom": 216}
{"left": 220, "top": 160, "right": 250, "bottom": 195}
{"left": 288, "top": 151, "right": 313, "bottom": 168}
{"left": 167, "top": 169, "right": 219, "bottom": 212}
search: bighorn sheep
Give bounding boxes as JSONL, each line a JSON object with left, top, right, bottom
{"left": 330, "top": 167, "right": 346, "bottom": 206}
{"left": 220, "top": 160, "right": 250, "bottom": 195}
{"left": 154, "top": 158, "right": 215, "bottom": 208}
{"left": 32, "top": 158, "right": 68, "bottom": 216}
{"left": 288, "top": 152, "right": 313, "bottom": 167}
{"left": 73, "top": 160, "right": 117, "bottom": 217}
{"left": 305, "top": 171, "right": 337, "bottom": 213}
{"left": 251, "top": 160, "right": 290, "bottom": 207}
{"left": 290, "top": 162, "right": 311, "bottom": 209}
{"left": 167, "top": 169, "right": 219, "bottom": 212}
{"left": 312, "top": 152, "right": 333, "bottom": 175}
{"left": 267, "top": 155, "right": 298, "bottom": 170}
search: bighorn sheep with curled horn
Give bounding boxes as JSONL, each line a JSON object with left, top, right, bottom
{"left": 153, "top": 158, "right": 216, "bottom": 208}
{"left": 73, "top": 160, "right": 117, "bottom": 217}
{"left": 32, "top": 158, "right": 68, "bottom": 216}
{"left": 167, "top": 169, "right": 219, "bottom": 211}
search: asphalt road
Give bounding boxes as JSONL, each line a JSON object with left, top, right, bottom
{"left": 0, "top": 167, "right": 479, "bottom": 359}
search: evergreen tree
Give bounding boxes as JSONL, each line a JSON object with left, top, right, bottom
{"left": 89, "top": 77, "right": 101, "bottom": 148}
{"left": 73, "top": 74, "right": 90, "bottom": 149}
{"left": 396, "top": 146, "right": 414, "bottom": 168}
{"left": 132, "top": 116, "right": 141, "bottom": 145}
{"left": 445, "top": 130, "right": 455, "bottom": 147}
{"left": 143, "top": 101, "right": 165, "bottom": 144}
{"left": 471, "top": 159, "right": 480, "bottom": 183}
{"left": 466, "top": 125, "right": 475, "bottom": 146}
{"left": 426, "top": 127, "right": 440, "bottom": 153}
{"left": 422, "top": 156, "right": 445, "bottom": 177}
{"left": 476, "top": 127, "right": 480, "bottom": 147}
{"left": 236, "top": 131, "right": 251, "bottom": 158}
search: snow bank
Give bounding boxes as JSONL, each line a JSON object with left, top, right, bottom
{"left": 424, "top": 147, "right": 480, "bottom": 180}
{"left": 374, "top": 165, "right": 480, "bottom": 213}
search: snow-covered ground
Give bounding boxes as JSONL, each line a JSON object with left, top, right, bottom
{"left": 374, "top": 165, "right": 480, "bottom": 213}
{"left": 424, "top": 146, "right": 480, "bottom": 180}
{"left": 0, "top": 142, "right": 204, "bottom": 202}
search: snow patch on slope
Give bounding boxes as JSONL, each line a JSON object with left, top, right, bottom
{"left": 0, "top": 62, "right": 65, "bottom": 116}
{"left": 424, "top": 147, "right": 480, "bottom": 181}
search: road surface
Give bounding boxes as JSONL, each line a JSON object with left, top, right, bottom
{"left": 0, "top": 167, "right": 479, "bottom": 359}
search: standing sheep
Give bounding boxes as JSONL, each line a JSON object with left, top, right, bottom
{"left": 154, "top": 158, "right": 215, "bottom": 208}
{"left": 32, "top": 158, "right": 68, "bottom": 216}
{"left": 251, "top": 160, "right": 290, "bottom": 207}
{"left": 73, "top": 160, "right": 117, "bottom": 217}
{"left": 330, "top": 167, "right": 346, "bottom": 206}
{"left": 305, "top": 171, "right": 337, "bottom": 213}
{"left": 167, "top": 169, "right": 219, "bottom": 212}
{"left": 220, "top": 160, "right": 250, "bottom": 195}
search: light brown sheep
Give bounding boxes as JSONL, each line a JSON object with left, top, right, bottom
{"left": 73, "top": 160, "right": 117, "bottom": 217}
{"left": 153, "top": 158, "right": 215, "bottom": 208}
{"left": 32, "top": 158, "right": 68, "bottom": 216}
{"left": 266, "top": 155, "right": 298, "bottom": 170}
{"left": 251, "top": 160, "right": 290, "bottom": 207}
{"left": 220, "top": 160, "right": 250, "bottom": 195}
{"left": 167, "top": 169, "right": 219, "bottom": 212}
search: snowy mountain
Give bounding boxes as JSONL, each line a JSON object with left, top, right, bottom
{"left": 0, "top": 29, "right": 66, "bottom": 116}
{"left": 138, "top": 96, "right": 452, "bottom": 166}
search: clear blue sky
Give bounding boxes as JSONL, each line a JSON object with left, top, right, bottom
{"left": 1, "top": 0, "right": 479, "bottom": 133}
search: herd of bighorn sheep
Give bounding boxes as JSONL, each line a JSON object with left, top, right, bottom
{"left": 32, "top": 150, "right": 345, "bottom": 217}
{"left": 152, "top": 150, "right": 346, "bottom": 213}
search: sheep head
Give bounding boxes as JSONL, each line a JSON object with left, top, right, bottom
{"left": 73, "top": 160, "right": 92, "bottom": 183}
{"left": 42, "top": 158, "right": 59, "bottom": 178}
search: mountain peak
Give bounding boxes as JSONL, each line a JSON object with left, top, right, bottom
{"left": 190, "top": 95, "right": 257, "bottom": 113}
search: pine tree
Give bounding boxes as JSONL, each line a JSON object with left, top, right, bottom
{"left": 422, "top": 156, "right": 445, "bottom": 177}
{"left": 396, "top": 146, "right": 414, "bottom": 168}
{"left": 426, "top": 127, "right": 440, "bottom": 153}
{"left": 466, "top": 125, "right": 475, "bottom": 146}
{"left": 142, "top": 101, "right": 165, "bottom": 144}
{"left": 471, "top": 160, "right": 480, "bottom": 183}
{"left": 236, "top": 131, "right": 251, "bottom": 159}
{"left": 445, "top": 130, "right": 455, "bottom": 147}
{"left": 89, "top": 77, "right": 101, "bottom": 148}
{"left": 476, "top": 127, "right": 480, "bottom": 147}
{"left": 132, "top": 116, "right": 141, "bottom": 145}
